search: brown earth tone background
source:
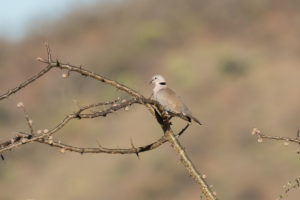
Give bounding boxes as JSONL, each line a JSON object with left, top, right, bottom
{"left": 1, "top": 0, "right": 300, "bottom": 199}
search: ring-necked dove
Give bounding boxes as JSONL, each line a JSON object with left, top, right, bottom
{"left": 150, "top": 74, "right": 202, "bottom": 125}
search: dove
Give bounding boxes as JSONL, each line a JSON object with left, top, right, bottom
{"left": 150, "top": 74, "right": 201, "bottom": 125}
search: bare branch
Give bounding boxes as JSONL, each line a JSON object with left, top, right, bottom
{"left": 19, "top": 104, "right": 34, "bottom": 134}
{"left": 37, "top": 58, "right": 143, "bottom": 99}
{"left": 0, "top": 44, "right": 218, "bottom": 200}
{"left": 159, "top": 116, "right": 217, "bottom": 200}
{"left": 0, "top": 65, "right": 53, "bottom": 101}
{"left": 0, "top": 98, "right": 140, "bottom": 153}
{"left": 37, "top": 48, "right": 157, "bottom": 117}
{"left": 130, "top": 138, "right": 140, "bottom": 158}
{"left": 252, "top": 128, "right": 300, "bottom": 145}
{"left": 278, "top": 177, "right": 300, "bottom": 199}
{"left": 36, "top": 136, "right": 168, "bottom": 155}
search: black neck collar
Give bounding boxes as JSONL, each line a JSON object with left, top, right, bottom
{"left": 159, "top": 82, "right": 166, "bottom": 85}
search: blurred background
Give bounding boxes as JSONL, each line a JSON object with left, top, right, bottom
{"left": 0, "top": 0, "right": 300, "bottom": 199}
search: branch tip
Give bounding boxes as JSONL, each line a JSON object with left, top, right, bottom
{"left": 36, "top": 57, "right": 45, "bottom": 62}
{"left": 44, "top": 42, "right": 52, "bottom": 62}
{"left": 0, "top": 45, "right": 217, "bottom": 199}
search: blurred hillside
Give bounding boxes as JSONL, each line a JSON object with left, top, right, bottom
{"left": 1, "top": 0, "right": 300, "bottom": 199}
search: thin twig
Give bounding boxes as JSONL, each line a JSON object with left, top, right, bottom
{"left": 0, "top": 98, "right": 140, "bottom": 153}
{"left": 37, "top": 136, "right": 168, "bottom": 155}
{"left": 252, "top": 128, "right": 300, "bottom": 145}
{"left": 0, "top": 44, "right": 218, "bottom": 200}
{"left": 0, "top": 65, "right": 53, "bottom": 101}
{"left": 20, "top": 105, "right": 34, "bottom": 134}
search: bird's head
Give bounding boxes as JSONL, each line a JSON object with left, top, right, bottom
{"left": 150, "top": 74, "right": 167, "bottom": 85}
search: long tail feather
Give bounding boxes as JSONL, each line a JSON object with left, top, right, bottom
{"left": 187, "top": 115, "right": 202, "bottom": 125}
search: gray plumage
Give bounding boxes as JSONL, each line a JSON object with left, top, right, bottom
{"left": 150, "top": 75, "right": 201, "bottom": 125}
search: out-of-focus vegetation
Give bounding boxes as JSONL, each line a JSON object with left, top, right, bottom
{"left": 1, "top": 0, "right": 300, "bottom": 199}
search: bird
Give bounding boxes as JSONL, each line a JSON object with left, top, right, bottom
{"left": 150, "top": 74, "right": 202, "bottom": 125}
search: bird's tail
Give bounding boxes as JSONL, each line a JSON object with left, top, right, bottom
{"left": 186, "top": 114, "right": 202, "bottom": 125}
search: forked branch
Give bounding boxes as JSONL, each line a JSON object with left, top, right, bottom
{"left": 0, "top": 44, "right": 217, "bottom": 200}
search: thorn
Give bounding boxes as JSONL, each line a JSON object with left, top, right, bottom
{"left": 56, "top": 59, "right": 60, "bottom": 67}
{"left": 1, "top": 154, "right": 4, "bottom": 160}
{"left": 75, "top": 114, "right": 81, "bottom": 119}
{"left": 130, "top": 138, "right": 140, "bottom": 159}
{"left": 44, "top": 42, "right": 52, "bottom": 62}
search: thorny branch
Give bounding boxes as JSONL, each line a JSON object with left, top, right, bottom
{"left": 280, "top": 178, "right": 300, "bottom": 199}
{"left": 252, "top": 128, "right": 300, "bottom": 198}
{"left": 0, "top": 65, "right": 53, "bottom": 101}
{"left": 0, "top": 44, "right": 217, "bottom": 200}
{"left": 252, "top": 128, "right": 300, "bottom": 146}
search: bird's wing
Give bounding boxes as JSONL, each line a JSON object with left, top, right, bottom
{"left": 156, "top": 88, "right": 202, "bottom": 125}
{"left": 156, "top": 88, "right": 182, "bottom": 113}
{"left": 179, "top": 96, "right": 191, "bottom": 115}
